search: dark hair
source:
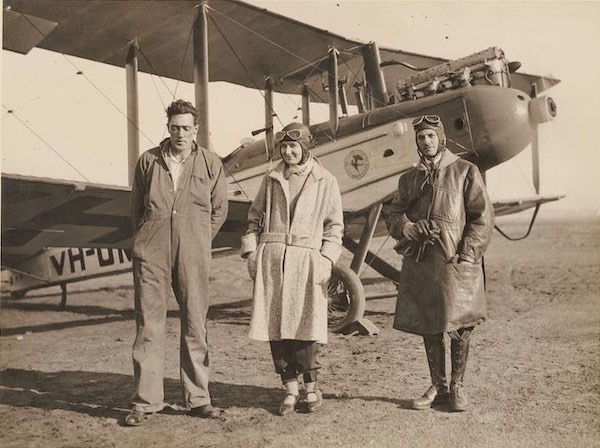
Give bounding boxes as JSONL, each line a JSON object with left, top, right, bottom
{"left": 166, "top": 100, "right": 198, "bottom": 124}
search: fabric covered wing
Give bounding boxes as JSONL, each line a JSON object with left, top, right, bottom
{"left": 3, "top": 0, "right": 558, "bottom": 103}
{"left": 1, "top": 174, "right": 251, "bottom": 267}
{"left": 1, "top": 174, "right": 132, "bottom": 267}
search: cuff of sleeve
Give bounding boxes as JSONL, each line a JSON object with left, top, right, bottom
{"left": 458, "top": 253, "right": 476, "bottom": 263}
{"left": 240, "top": 233, "right": 258, "bottom": 258}
{"left": 391, "top": 216, "right": 411, "bottom": 239}
{"left": 321, "top": 241, "right": 342, "bottom": 264}
{"left": 131, "top": 217, "right": 143, "bottom": 231}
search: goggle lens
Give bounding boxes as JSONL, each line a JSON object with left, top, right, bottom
{"left": 411, "top": 115, "right": 441, "bottom": 126}
{"left": 274, "top": 129, "right": 304, "bottom": 142}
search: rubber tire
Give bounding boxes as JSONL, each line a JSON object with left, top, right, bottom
{"left": 327, "top": 264, "right": 366, "bottom": 333}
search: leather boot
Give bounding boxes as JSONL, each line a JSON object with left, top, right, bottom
{"left": 450, "top": 331, "right": 471, "bottom": 412}
{"left": 412, "top": 335, "right": 448, "bottom": 410}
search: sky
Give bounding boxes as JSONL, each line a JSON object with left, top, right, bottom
{"left": 2, "top": 0, "right": 600, "bottom": 216}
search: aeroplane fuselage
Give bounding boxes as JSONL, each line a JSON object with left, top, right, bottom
{"left": 224, "top": 84, "right": 556, "bottom": 214}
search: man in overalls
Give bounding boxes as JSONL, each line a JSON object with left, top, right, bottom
{"left": 125, "top": 100, "right": 228, "bottom": 425}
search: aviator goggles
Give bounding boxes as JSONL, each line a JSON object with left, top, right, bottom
{"left": 274, "top": 129, "right": 307, "bottom": 142}
{"left": 411, "top": 115, "right": 441, "bottom": 126}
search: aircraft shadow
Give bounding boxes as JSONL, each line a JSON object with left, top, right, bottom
{"left": 1, "top": 299, "right": 252, "bottom": 336}
{"left": 0, "top": 368, "right": 283, "bottom": 420}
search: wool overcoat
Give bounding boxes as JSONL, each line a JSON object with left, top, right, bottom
{"left": 241, "top": 159, "right": 344, "bottom": 344}
{"left": 382, "top": 151, "right": 494, "bottom": 335}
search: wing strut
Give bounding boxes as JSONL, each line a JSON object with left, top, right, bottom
{"left": 301, "top": 84, "right": 311, "bottom": 125}
{"left": 194, "top": 2, "right": 210, "bottom": 149}
{"left": 264, "top": 77, "right": 274, "bottom": 160}
{"left": 126, "top": 39, "right": 140, "bottom": 186}
{"left": 328, "top": 48, "right": 340, "bottom": 137}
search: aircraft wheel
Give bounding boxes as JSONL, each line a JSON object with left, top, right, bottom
{"left": 327, "top": 264, "right": 366, "bottom": 333}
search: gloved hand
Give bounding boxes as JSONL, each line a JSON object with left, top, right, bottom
{"left": 247, "top": 251, "right": 257, "bottom": 280}
{"left": 403, "top": 219, "right": 441, "bottom": 241}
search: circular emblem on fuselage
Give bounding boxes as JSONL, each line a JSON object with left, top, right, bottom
{"left": 344, "top": 149, "right": 369, "bottom": 179}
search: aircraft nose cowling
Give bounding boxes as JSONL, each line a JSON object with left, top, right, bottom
{"left": 464, "top": 86, "right": 557, "bottom": 170}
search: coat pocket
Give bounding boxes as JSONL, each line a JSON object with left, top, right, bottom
{"left": 316, "top": 254, "right": 333, "bottom": 284}
{"left": 132, "top": 220, "right": 160, "bottom": 261}
{"left": 439, "top": 261, "right": 486, "bottom": 326}
{"left": 431, "top": 187, "right": 461, "bottom": 223}
{"left": 189, "top": 174, "right": 211, "bottom": 210}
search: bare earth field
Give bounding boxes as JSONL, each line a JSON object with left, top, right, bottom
{"left": 1, "top": 217, "right": 599, "bottom": 448}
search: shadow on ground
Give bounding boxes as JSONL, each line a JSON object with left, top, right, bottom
{"left": 0, "top": 368, "right": 281, "bottom": 419}
{"left": 0, "top": 299, "right": 253, "bottom": 336}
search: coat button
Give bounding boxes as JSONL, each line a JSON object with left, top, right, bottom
{"left": 172, "top": 210, "right": 178, "bottom": 215}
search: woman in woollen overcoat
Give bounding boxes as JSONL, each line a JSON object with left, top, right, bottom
{"left": 240, "top": 122, "right": 344, "bottom": 416}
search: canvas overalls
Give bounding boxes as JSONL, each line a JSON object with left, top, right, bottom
{"left": 130, "top": 139, "right": 228, "bottom": 412}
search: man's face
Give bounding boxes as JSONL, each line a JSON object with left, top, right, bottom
{"left": 167, "top": 113, "right": 198, "bottom": 152}
{"left": 416, "top": 129, "right": 440, "bottom": 158}
{"left": 280, "top": 141, "right": 303, "bottom": 166}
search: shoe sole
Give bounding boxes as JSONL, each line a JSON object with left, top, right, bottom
{"left": 124, "top": 412, "right": 154, "bottom": 426}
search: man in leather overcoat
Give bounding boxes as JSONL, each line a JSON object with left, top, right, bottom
{"left": 383, "top": 115, "right": 494, "bottom": 411}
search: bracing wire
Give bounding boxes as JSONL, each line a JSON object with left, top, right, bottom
{"left": 3, "top": 105, "right": 90, "bottom": 182}
{"left": 206, "top": 4, "right": 325, "bottom": 73}
{"left": 60, "top": 55, "right": 156, "bottom": 147}
{"left": 206, "top": 12, "right": 284, "bottom": 130}
{"left": 172, "top": 5, "right": 198, "bottom": 102}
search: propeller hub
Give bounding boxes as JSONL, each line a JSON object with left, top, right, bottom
{"left": 529, "top": 96, "right": 557, "bottom": 124}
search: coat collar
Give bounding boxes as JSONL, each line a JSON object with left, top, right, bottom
{"left": 416, "top": 149, "right": 459, "bottom": 171}
{"left": 158, "top": 138, "right": 214, "bottom": 179}
{"left": 268, "top": 157, "right": 325, "bottom": 184}
{"left": 159, "top": 138, "right": 198, "bottom": 157}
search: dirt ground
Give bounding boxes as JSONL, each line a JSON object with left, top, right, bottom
{"left": 1, "top": 217, "right": 598, "bottom": 448}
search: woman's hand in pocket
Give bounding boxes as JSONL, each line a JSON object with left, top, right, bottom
{"left": 247, "top": 252, "right": 257, "bottom": 280}
{"left": 318, "top": 255, "right": 333, "bottom": 284}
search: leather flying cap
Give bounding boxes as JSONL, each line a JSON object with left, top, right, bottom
{"left": 413, "top": 115, "right": 446, "bottom": 149}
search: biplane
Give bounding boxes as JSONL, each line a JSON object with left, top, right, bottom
{"left": 2, "top": 0, "right": 562, "bottom": 332}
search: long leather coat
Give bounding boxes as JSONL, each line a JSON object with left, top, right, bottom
{"left": 241, "top": 159, "right": 344, "bottom": 344}
{"left": 383, "top": 150, "right": 494, "bottom": 335}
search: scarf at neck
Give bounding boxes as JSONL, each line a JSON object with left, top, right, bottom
{"left": 285, "top": 155, "right": 313, "bottom": 177}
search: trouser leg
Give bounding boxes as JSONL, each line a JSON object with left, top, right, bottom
{"left": 293, "top": 341, "right": 320, "bottom": 384}
{"left": 270, "top": 340, "right": 298, "bottom": 383}
{"left": 173, "top": 258, "right": 211, "bottom": 408}
{"left": 131, "top": 258, "right": 170, "bottom": 412}
{"left": 449, "top": 326, "right": 473, "bottom": 411}
{"left": 270, "top": 340, "right": 320, "bottom": 383}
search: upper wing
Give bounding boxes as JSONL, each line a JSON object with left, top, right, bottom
{"left": 3, "top": 0, "right": 558, "bottom": 103}
{"left": 1, "top": 173, "right": 250, "bottom": 268}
